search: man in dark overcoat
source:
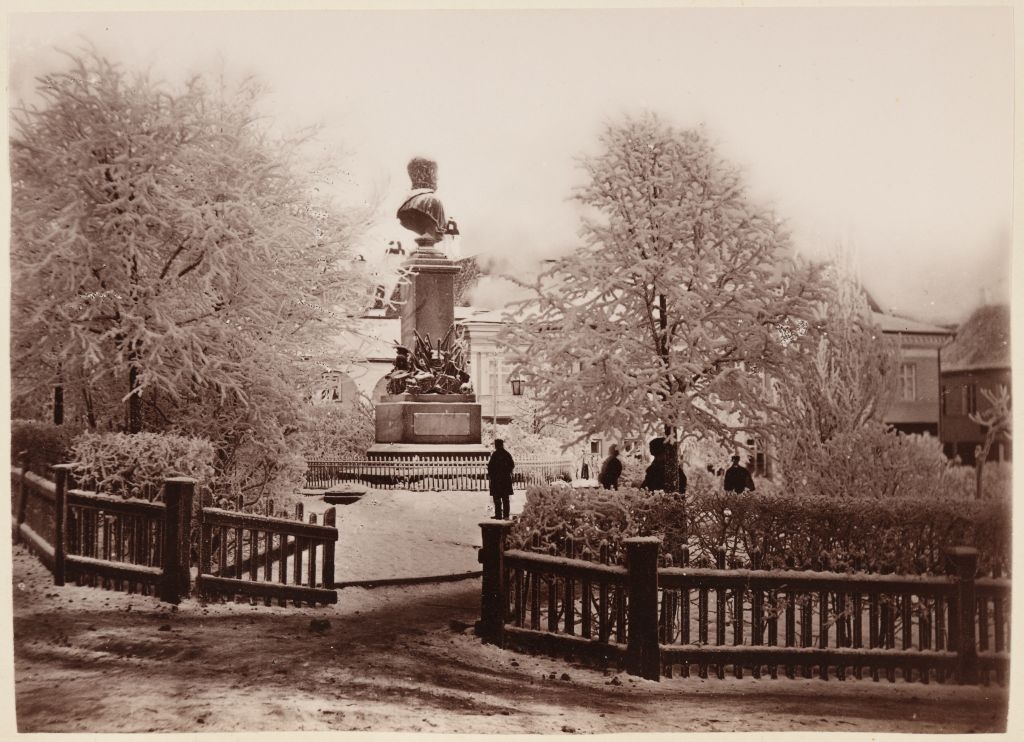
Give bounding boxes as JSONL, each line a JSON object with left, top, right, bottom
{"left": 487, "top": 439, "right": 515, "bottom": 519}
{"left": 723, "top": 455, "right": 756, "bottom": 493}
{"left": 598, "top": 444, "right": 623, "bottom": 489}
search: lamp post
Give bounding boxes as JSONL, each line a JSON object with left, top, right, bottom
{"left": 509, "top": 373, "right": 525, "bottom": 397}
{"left": 492, "top": 370, "right": 526, "bottom": 435}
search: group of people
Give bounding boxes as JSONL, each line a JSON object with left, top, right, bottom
{"left": 486, "top": 438, "right": 757, "bottom": 520}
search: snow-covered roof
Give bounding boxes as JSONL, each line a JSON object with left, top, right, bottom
{"left": 871, "top": 311, "right": 953, "bottom": 336}
{"left": 942, "top": 304, "right": 1010, "bottom": 372}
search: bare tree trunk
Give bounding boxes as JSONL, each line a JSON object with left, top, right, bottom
{"left": 128, "top": 350, "right": 142, "bottom": 434}
{"left": 82, "top": 385, "right": 97, "bottom": 429}
{"left": 662, "top": 424, "right": 680, "bottom": 493}
{"left": 656, "top": 293, "right": 681, "bottom": 493}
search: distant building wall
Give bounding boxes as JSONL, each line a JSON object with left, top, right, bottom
{"left": 875, "top": 320, "right": 953, "bottom": 437}
{"left": 939, "top": 367, "right": 1011, "bottom": 464}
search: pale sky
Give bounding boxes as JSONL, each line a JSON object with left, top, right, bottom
{"left": 7, "top": 5, "right": 1014, "bottom": 324}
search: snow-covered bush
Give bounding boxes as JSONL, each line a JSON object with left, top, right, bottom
{"left": 11, "top": 419, "right": 75, "bottom": 475}
{"left": 782, "top": 421, "right": 973, "bottom": 500}
{"left": 300, "top": 401, "right": 376, "bottom": 460}
{"left": 509, "top": 485, "right": 687, "bottom": 565}
{"left": 70, "top": 432, "right": 216, "bottom": 502}
{"left": 514, "top": 468, "right": 1010, "bottom": 575}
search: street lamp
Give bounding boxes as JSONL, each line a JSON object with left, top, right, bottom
{"left": 509, "top": 372, "right": 525, "bottom": 397}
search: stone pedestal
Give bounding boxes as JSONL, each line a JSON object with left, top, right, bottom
{"left": 400, "top": 245, "right": 461, "bottom": 349}
{"left": 374, "top": 393, "right": 482, "bottom": 446}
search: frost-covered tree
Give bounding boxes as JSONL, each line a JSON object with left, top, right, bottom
{"left": 772, "top": 261, "right": 899, "bottom": 481}
{"left": 502, "top": 114, "right": 824, "bottom": 491}
{"left": 970, "top": 384, "right": 1011, "bottom": 500}
{"left": 11, "top": 52, "right": 375, "bottom": 496}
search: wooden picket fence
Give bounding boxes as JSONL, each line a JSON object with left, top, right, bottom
{"left": 11, "top": 464, "right": 193, "bottom": 601}
{"left": 196, "top": 501, "right": 337, "bottom": 605}
{"left": 478, "top": 522, "right": 1011, "bottom": 686}
{"left": 11, "top": 465, "right": 338, "bottom": 607}
{"left": 11, "top": 465, "right": 58, "bottom": 571}
{"left": 305, "top": 457, "right": 574, "bottom": 491}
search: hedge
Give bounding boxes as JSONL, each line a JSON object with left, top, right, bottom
{"left": 70, "top": 432, "right": 216, "bottom": 501}
{"left": 510, "top": 479, "right": 1010, "bottom": 576}
{"left": 10, "top": 419, "right": 74, "bottom": 476}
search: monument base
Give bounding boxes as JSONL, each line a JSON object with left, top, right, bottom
{"left": 366, "top": 442, "right": 491, "bottom": 461}
{"left": 374, "top": 395, "right": 482, "bottom": 445}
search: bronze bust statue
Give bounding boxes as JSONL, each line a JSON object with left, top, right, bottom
{"left": 396, "top": 157, "right": 446, "bottom": 246}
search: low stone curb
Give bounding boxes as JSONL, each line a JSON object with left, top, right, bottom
{"left": 336, "top": 571, "right": 482, "bottom": 589}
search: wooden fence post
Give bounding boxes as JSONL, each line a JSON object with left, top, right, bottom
{"left": 52, "top": 464, "right": 72, "bottom": 586}
{"left": 196, "top": 501, "right": 210, "bottom": 600}
{"left": 160, "top": 477, "right": 195, "bottom": 604}
{"left": 624, "top": 536, "right": 661, "bottom": 681}
{"left": 478, "top": 520, "right": 513, "bottom": 646}
{"left": 322, "top": 507, "right": 337, "bottom": 590}
{"left": 946, "top": 546, "right": 979, "bottom": 684}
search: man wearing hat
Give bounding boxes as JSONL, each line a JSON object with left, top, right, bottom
{"left": 723, "top": 455, "right": 756, "bottom": 493}
{"left": 487, "top": 439, "right": 515, "bottom": 519}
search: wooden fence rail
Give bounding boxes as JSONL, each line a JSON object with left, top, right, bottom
{"left": 478, "top": 522, "right": 1011, "bottom": 686}
{"left": 11, "top": 465, "right": 57, "bottom": 569}
{"left": 305, "top": 458, "right": 574, "bottom": 491}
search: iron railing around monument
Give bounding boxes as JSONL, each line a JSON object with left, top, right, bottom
{"left": 304, "top": 458, "right": 574, "bottom": 491}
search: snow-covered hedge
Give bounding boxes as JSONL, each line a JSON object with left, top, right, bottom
{"left": 10, "top": 419, "right": 74, "bottom": 476}
{"left": 512, "top": 471, "right": 1010, "bottom": 575}
{"left": 70, "top": 432, "right": 216, "bottom": 502}
{"left": 509, "top": 485, "right": 687, "bottom": 565}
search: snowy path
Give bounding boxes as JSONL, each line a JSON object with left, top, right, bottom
{"left": 9, "top": 546, "right": 1009, "bottom": 734}
{"left": 302, "top": 488, "right": 527, "bottom": 583}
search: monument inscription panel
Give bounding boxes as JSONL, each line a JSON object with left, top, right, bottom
{"left": 413, "top": 412, "right": 471, "bottom": 436}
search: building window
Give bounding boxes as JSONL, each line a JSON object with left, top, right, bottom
{"left": 961, "top": 383, "right": 977, "bottom": 415}
{"left": 487, "top": 357, "right": 505, "bottom": 396}
{"left": 590, "top": 440, "right": 602, "bottom": 455}
{"left": 900, "top": 363, "right": 916, "bottom": 401}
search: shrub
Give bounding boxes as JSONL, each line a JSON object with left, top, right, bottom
{"left": 301, "top": 401, "right": 375, "bottom": 460}
{"left": 70, "top": 432, "right": 216, "bottom": 501}
{"left": 10, "top": 419, "right": 75, "bottom": 475}
{"left": 510, "top": 485, "right": 687, "bottom": 565}
{"left": 513, "top": 470, "right": 1010, "bottom": 575}
{"left": 782, "top": 422, "right": 965, "bottom": 500}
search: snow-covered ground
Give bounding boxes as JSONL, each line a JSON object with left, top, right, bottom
{"left": 303, "top": 487, "right": 527, "bottom": 583}
{"left": 8, "top": 488, "right": 1012, "bottom": 734}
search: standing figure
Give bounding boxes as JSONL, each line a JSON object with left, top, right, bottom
{"left": 580, "top": 449, "right": 590, "bottom": 480}
{"left": 598, "top": 444, "right": 623, "bottom": 490}
{"left": 641, "top": 437, "right": 667, "bottom": 491}
{"left": 723, "top": 455, "right": 756, "bottom": 493}
{"left": 487, "top": 439, "right": 515, "bottom": 519}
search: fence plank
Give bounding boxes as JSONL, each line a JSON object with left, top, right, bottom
{"left": 53, "top": 465, "right": 71, "bottom": 586}
{"left": 307, "top": 513, "right": 319, "bottom": 595}
{"left": 322, "top": 508, "right": 336, "bottom": 590}
{"left": 564, "top": 539, "right": 575, "bottom": 636}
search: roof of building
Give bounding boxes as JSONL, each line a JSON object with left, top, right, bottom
{"left": 941, "top": 304, "right": 1011, "bottom": 372}
{"left": 871, "top": 311, "right": 954, "bottom": 336}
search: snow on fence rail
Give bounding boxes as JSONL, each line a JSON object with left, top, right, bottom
{"left": 478, "top": 522, "right": 1010, "bottom": 686}
{"left": 305, "top": 457, "right": 574, "bottom": 491}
